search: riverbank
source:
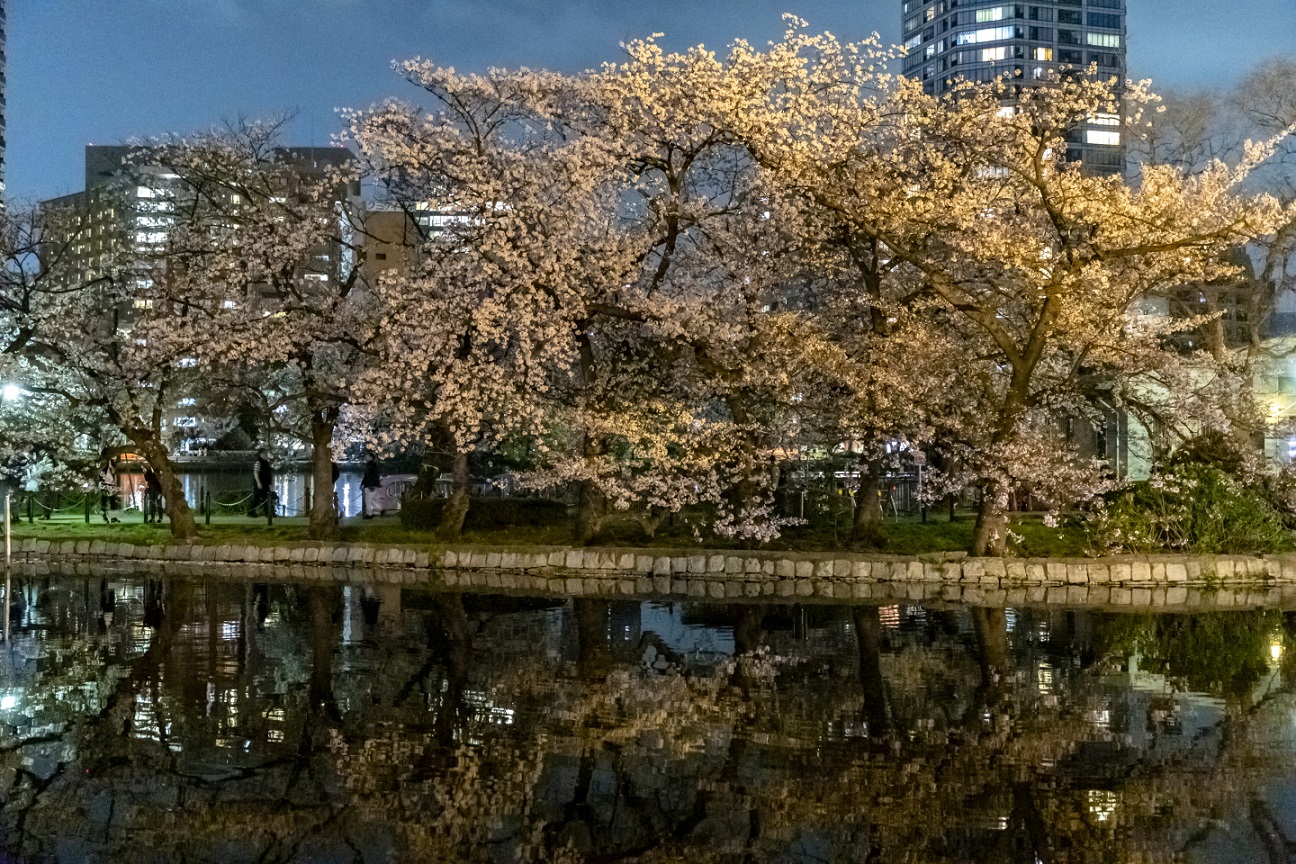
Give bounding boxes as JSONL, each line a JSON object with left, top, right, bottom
{"left": 11, "top": 535, "right": 1296, "bottom": 605}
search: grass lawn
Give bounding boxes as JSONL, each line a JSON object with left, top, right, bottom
{"left": 4, "top": 506, "right": 1091, "bottom": 557}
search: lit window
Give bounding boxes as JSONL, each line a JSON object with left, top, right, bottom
{"left": 1033, "top": 47, "right": 1053, "bottom": 61}
{"left": 975, "top": 5, "right": 1011, "bottom": 22}
{"left": 1086, "top": 129, "right": 1121, "bottom": 146}
{"left": 136, "top": 186, "right": 156, "bottom": 199}
{"left": 133, "top": 299, "right": 154, "bottom": 309}
{"left": 1091, "top": 112, "right": 1120, "bottom": 126}
{"left": 956, "top": 26, "right": 1015, "bottom": 45}
{"left": 178, "top": 397, "right": 197, "bottom": 407}
{"left": 1086, "top": 32, "right": 1120, "bottom": 47}
{"left": 982, "top": 47, "right": 1008, "bottom": 61}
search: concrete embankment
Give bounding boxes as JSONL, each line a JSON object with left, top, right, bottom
{"left": 13, "top": 538, "right": 1296, "bottom": 611}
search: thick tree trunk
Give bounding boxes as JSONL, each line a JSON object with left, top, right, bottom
{"left": 438, "top": 450, "right": 471, "bottom": 541}
{"left": 851, "top": 457, "right": 886, "bottom": 547}
{"left": 308, "top": 412, "right": 339, "bottom": 541}
{"left": 971, "top": 482, "right": 1009, "bottom": 557}
{"left": 133, "top": 436, "right": 197, "bottom": 540}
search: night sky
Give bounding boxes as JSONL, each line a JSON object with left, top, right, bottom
{"left": 10, "top": 0, "right": 1294, "bottom": 202}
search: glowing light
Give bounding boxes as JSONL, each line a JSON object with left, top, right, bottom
{"left": 1271, "top": 641, "right": 1283, "bottom": 662}
{"left": 1, "top": 384, "right": 20, "bottom": 401}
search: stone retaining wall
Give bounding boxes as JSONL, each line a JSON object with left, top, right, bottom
{"left": 14, "top": 556, "right": 1296, "bottom": 612}
{"left": 13, "top": 538, "right": 1296, "bottom": 601}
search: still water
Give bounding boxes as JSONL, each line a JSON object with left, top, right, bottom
{"left": 0, "top": 573, "right": 1294, "bottom": 862}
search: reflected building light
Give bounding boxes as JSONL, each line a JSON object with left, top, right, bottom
{"left": 879, "top": 605, "right": 901, "bottom": 630}
{"left": 0, "top": 693, "right": 16, "bottom": 711}
{"left": 1271, "top": 641, "right": 1283, "bottom": 663}
{"left": 1086, "top": 789, "right": 1119, "bottom": 823}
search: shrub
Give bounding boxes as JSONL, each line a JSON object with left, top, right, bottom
{"left": 401, "top": 497, "right": 569, "bottom": 532}
{"left": 1091, "top": 462, "right": 1294, "bottom": 555}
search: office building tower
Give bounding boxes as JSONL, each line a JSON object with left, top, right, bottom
{"left": 900, "top": 0, "right": 1126, "bottom": 174}
{"left": 1, "top": 0, "right": 7, "bottom": 198}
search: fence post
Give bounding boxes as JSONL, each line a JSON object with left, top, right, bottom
{"left": 26, "top": 494, "right": 32, "bottom": 524}
{"left": 304, "top": 481, "right": 311, "bottom": 520}
{"left": 266, "top": 491, "right": 274, "bottom": 527}
{"left": 204, "top": 490, "right": 211, "bottom": 526}
{"left": 84, "top": 494, "right": 91, "bottom": 524}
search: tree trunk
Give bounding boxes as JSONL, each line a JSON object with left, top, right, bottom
{"left": 851, "top": 457, "right": 886, "bottom": 547}
{"left": 134, "top": 436, "right": 197, "bottom": 540}
{"left": 438, "top": 450, "right": 471, "bottom": 541}
{"left": 308, "top": 412, "right": 339, "bottom": 541}
{"left": 971, "top": 482, "right": 1009, "bottom": 557}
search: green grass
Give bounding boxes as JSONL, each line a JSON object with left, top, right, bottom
{"left": 6, "top": 507, "right": 1091, "bottom": 556}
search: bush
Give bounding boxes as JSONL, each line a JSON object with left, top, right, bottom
{"left": 400, "top": 497, "right": 569, "bottom": 532}
{"left": 1091, "top": 462, "right": 1294, "bottom": 554}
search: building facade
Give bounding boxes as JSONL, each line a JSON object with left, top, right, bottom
{"left": 900, "top": 0, "right": 1127, "bottom": 174}
{"left": 1, "top": 0, "right": 8, "bottom": 198}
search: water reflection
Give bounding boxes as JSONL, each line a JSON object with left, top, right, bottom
{"left": 0, "top": 575, "right": 1293, "bottom": 862}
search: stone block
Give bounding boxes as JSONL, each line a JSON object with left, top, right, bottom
{"left": 564, "top": 550, "right": 584, "bottom": 569}
{"left": 33, "top": 539, "right": 50, "bottom": 555}
{"left": 652, "top": 576, "right": 671, "bottom": 594}
{"left": 775, "top": 559, "right": 795, "bottom": 578}
{"left": 635, "top": 555, "right": 654, "bottom": 574}
{"left": 906, "top": 562, "right": 924, "bottom": 581}
{"left": 962, "top": 587, "right": 985, "bottom": 605}
{"left": 652, "top": 556, "right": 671, "bottom": 576}
{"left": 331, "top": 547, "right": 349, "bottom": 564}
{"left": 1027, "top": 586, "right": 1047, "bottom": 604}
{"left": 708, "top": 554, "right": 726, "bottom": 573}
{"left": 635, "top": 577, "right": 653, "bottom": 594}
{"left": 963, "top": 560, "right": 985, "bottom": 580}
{"left": 565, "top": 578, "right": 584, "bottom": 595}
{"left": 1089, "top": 564, "right": 1110, "bottom": 584}
{"left": 414, "top": 551, "right": 429, "bottom": 568}
{"left": 1005, "top": 560, "right": 1027, "bottom": 582}
{"left": 1045, "top": 561, "right": 1067, "bottom": 583}
{"left": 726, "top": 556, "right": 743, "bottom": 574}
{"left": 1130, "top": 560, "right": 1152, "bottom": 583}
{"left": 1165, "top": 562, "right": 1188, "bottom": 583}
{"left": 1026, "top": 563, "right": 1046, "bottom": 582}
{"left": 851, "top": 560, "right": 872, "bottom": 581}
{"left": 708, "top": 581, "right": 726, "bottom": 599}
{"left": 795, "top": 580, "right": 813, "bottom": 597}
{"left": 983, "top": 558, "right": 1007, "bottom": 578}
{"left": 745, "top": 557, "right": 761, "bottom": 574}
{"left": 1066, "top": 586, "right": 1088, "bottom": 605}
{"left": 832, "top": 559, "right": 852, "bottom": 578}
{"left": 485, "top": 551, "right": 502, "bottom": 569}
{"left": 794, "top": 560, "right": 813, "bottom": 579}
{"left": 744, "top": 581, "right": 761, "bottom": 598}
{"left": 1045, "top": 586, "right": 1067, "bottom": 605}
{"left": 816, "top": 582, "right": 835, "bottom": 598}
{"left": 1066, "top": 564, "right": 1087, "bottom": 585}
{"left": 548, "top": 551, "right": 566, "bottom": 567}
{"left": 75, "top": 540, "right": 91, "bottom": 556}
{"left": 724, "top": 581, "right": 742, "bottom": 598}
{"left": 671, "top": 557, "right": 689, "bottom": 575}
{"left": 617, "top": 553, "right": 635, "bottom": 572}
{"left": 776, "top": 580, "right": 795, "bottom": 597}
{"left": 813, "top": 560, "right": 832, "bottom": 579}
{"left": 852, "top": 583, "right": 872, "bottom": 600}
{"left": 689, "top": 580, "right": 706, "bottom": 598}
{"left": 687, "top": 555, "right": 706, "bottom": 574}
{"left": 620, "top": 579, "right": 636, "bottom": 595}
{"left": 1132, "top": 587, "right": 1152, "bottom": 606}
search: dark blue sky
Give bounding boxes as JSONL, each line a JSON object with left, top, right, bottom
{"left": 10, "top": 0, "right": 1294, "bottom": 202}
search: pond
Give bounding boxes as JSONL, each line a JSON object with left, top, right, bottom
{"left": 0, "top": 570, "right": 1292, "bottom": 862}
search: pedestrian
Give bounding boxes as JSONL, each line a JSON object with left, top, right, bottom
{"left": 250, "top": 449, "right": 274, "bottom": 518}
{"left": 361, "top": 453, "right": 382, "bottom": 519}
{"left": 143, "top": 466, "right": 164, "bottom": 524}
{"left": 98, "top": 455, "right": 117, "bottom": 523}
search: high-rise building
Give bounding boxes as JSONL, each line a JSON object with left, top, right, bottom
{"left": 900, "top": 0, "right": 1127, "bottom": 174}
{"left": 1, "top": 0, "right": 8, "bottom": 198}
